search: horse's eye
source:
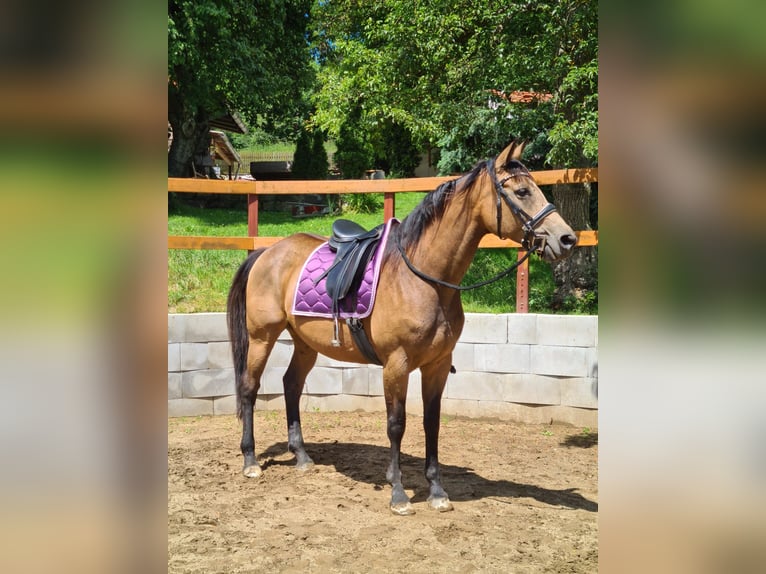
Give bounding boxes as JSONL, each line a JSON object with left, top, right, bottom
{"left": 515, "top": 188, "right": 530, "bottom": 198}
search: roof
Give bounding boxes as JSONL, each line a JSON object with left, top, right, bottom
{"left": 209, "top": 111, "right": 247, "bottom": 134}
{"left": 209, "top": 130, "right": 241, "bottom": 165}
{"left": 489, "top": 90, "right": 553, "bottom": 104}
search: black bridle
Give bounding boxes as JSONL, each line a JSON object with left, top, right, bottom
{"left": 487, "top": 157, "right": 558, "bottom": 251}
{"left": 396, "top": 158, "right": 558, "bottom": 291}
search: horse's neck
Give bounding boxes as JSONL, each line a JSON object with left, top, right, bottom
{"left": 412, "top": 195, "right": 486, "bottom": 287}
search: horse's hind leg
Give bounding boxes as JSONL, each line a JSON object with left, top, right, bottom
{"left": 241, "top": 335, "right": 279, "bottom": 478}
{"left": 283, "top": 335, "right": 318, "bottom": 470}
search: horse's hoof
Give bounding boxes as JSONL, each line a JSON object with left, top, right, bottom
{"left": 296, "top": 460, "right": 315, "bottom": 472}
{"left": 243, "top": 464, "right": 262, "bottom": 479}
{"left": 390, "top": 501, "right": 415, "bottom": 516}
{"left": 428, "top": 496, "right": 454, "bottom": 512}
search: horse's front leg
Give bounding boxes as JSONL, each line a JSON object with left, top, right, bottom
{"left": 420, "top": 358, "right": 454, "bottom": 511}
{"left": 383, "top": 366, "right": 413, "bottom": 515}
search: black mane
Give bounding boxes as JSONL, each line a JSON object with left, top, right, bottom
{"left": 384, "top": 155, "right": 532, "bottom": 260}
{"left": 388, "top": 161, "right": 484, "bottom": 255}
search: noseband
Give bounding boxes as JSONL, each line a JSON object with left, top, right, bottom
{"left": 486, "top": 157, "right": 557, "bottom": 252}
{"left": 395, "top": 158, "right": 558, "bottom": 291}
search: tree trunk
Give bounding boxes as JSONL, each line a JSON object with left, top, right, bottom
{"left": 168, "top": 104, "right": 211, "bottom": 178}
{"left": 550, "top": 182, "right": 597, "bottom": 309}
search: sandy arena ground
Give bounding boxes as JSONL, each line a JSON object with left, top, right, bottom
{"left": 168, "top": 410, "right": 597, "bottom": 573}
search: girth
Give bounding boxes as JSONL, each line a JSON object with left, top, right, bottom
{"left": 314, "top": 219, "right": 384, "bottom": 364}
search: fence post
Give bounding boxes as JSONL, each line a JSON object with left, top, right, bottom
{"left": 247, "top": 193, "right": 259, "bottom": 252}
{"left": 515, "top": 249, "right": 529, "bottom": 313}
{"left": 383, "top": 192, "right": 396, "bottom": 221}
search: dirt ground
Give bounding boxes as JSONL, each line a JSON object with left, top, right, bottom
{"left": 168, "top": 411, "right": 598, "bottom": 573}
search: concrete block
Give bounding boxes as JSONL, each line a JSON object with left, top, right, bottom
{"left": 305, "top": 367, "right": 343, "bottom": 395}
{"left": 316, "top": 353, "right": 365, "bottom": 368}
{"left": 255, "top": 394, "right": 288, "bottom": 411}
{"left": 407, "top": 370, "right": 422, "bottom": 398}
{"left": 168, "top": 343, "right": 181, "bottom": 372}
{"left": 184, "top": 312, "right": 229, "bottom": 342}
{"left": 342, "top": 368, "right": 369, "bottom": 396}
{"left": 536, "top": 315, "right": 597, "bottom": 347}
{"left": 475, "top": 344, "right": 530, "bottom": 373}
{"left": 530, "top": 345, "right": 589, "bottom": 377}
{"left": 213, "top": 395, "right": 238, "bottom": 415}
{"left": 168, "top": 372, "right": 182, "bottom": 399}
{"left": 168, "top": 314, "right": 185, "bottom": 343}
{"left": 440, "top": 398, "right": 482, "bottom": 419}
{"left": 445, "top": 371, "right": 504, "bottom": 401}
{"left": 501, "top": 374, "right": 561, "bottom": 406}
{"left": 507, "top": 313, "right": 538, "bottom": 344}
{"left": 168, "top": 398, "right": 213, "bottom": 417}
{"left": 369, "top": 368, "right": 384, "bottom": 396}
{"left": 560, "top": 377, "right": 598, "bottom": 409}
{"left": 305, "top": 394, "right": 382, "bottom": 413}
{"left": 404, "top": 396, "right": 424, "bottom": 416}
{"left": 181, "top": 368, "right": 235, "bottom": 398}
{"left": 586, "top": 347, "right": 598, "bottom": 379}
{"left": 261, "top": 367, "right": 287, "bottom": 394}
{"left": 277, "top": 329, "right": 293, "bottom": 342}
{"left": 180, "top": 343, "right": 208, "bottom": 371}
{"left": 208, "top": 341, "right": 233, "bottom": 369}
{"left": 460, "top": 314, "right": 508, "bottom": 343}
{"left": 549, "top": 406, "right": 597, "bottom": 428}
{"left": 265, "top": 341, "right": 294, "bottom": 369}
{"left": 451, "top": 343, "right": 475, "bottom": 372}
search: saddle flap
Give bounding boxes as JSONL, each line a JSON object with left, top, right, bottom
{"left": 325, "top": 233, "right": 380, "bottom": 303}
{"left": 329, "top": 219, "right": 381, "bottom": 251}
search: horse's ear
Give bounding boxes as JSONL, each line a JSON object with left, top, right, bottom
{"left": 496, "top": 140, "right": 527, "bottom": 168}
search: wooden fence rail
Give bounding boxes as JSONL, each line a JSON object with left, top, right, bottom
{"left": 168, "top": 168, "right": 598, "bottom": 312}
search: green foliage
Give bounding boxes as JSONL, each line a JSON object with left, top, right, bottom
{"left": 309, "top": 130, "right": 329, "bottom": 179}
{"left": 309, "top": 0, "right": 597, "bottom": 171}
{"left": 169, "top": 0, "right": 313, "bottom": 122}
{"left": 291, "top": 128, "right": 313, "bottom": 179}
{"left": 374, "top": 121, "right": 421, "bottom": 178}
{"left": 228, "top": 128, "right": 286, "bottom": 150}
{"left": 334, "top": 116, "right": 374, "bottom": 179}
{"left": 168, "top": 0, "right": 314, "bottom": 175}
{"left": 342, "top": 193, "right": 383, "bottom": 214}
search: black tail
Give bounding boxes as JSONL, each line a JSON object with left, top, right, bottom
{"left": 227, "top": 249, "right": 266, "bottom": 419}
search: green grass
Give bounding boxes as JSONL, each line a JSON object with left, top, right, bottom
{"left": 168, "top": 192, "right": 591, "bottom": 315}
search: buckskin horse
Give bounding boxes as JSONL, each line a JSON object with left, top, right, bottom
{"left": 226, "top": 141, "right": 577, "bottom": 515}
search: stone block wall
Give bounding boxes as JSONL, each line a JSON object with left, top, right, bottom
{"left": 168, "top": 313, "right": 598, "bottom": 427}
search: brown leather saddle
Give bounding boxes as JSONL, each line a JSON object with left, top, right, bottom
{"left": 314, "top": 219, "right": 385, "bottom": 363}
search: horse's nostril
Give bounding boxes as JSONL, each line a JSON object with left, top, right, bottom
{"left": 561, "top": 233, "right": 577, "bottom": 248}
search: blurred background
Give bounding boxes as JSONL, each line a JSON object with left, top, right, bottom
{"left": 600, "top": 1, "right": 766, "bottom": 572}
{"left": 0, "top": 1, "right": 166, "bottom": 573}
{"left": 0, "top": 1, "right": 764, "bottom": 572}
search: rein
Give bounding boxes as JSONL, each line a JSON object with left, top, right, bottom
{"left": 396, "top": 158, "right": 556, "bottom": 292}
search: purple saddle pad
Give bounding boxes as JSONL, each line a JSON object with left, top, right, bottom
{"left": 292, "top": 219, "right": 398, "bottom": 319}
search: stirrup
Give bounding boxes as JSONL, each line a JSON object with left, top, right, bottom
{"left": 331, "top": 315, "right": 341, "bottom": 347}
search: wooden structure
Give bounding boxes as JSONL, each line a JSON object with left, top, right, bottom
{"left": 209, "top": 130, "right": 241, "bottom": 180}
{"left": 168, "top": 168, "right": 598, "bottom": 312}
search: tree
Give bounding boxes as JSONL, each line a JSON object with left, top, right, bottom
{"left": 310, "top": 0, "right": 597, "bottom": 308}
{"left": 168, "top": 0, "right": 313, "bottom": 177}
{"left": 309, "top": 130, "right": 329, "bottom": 180}
{"left": 291, "top": 128, "right": 313, "bottom": 179}
{"left": 333, "top": 114, "right": 373, "bottom": 179}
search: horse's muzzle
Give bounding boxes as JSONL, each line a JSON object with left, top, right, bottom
{"left": 534, "top": 231, "right": 577, "bottom": 262}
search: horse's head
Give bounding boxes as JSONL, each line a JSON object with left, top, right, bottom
{"left": 483, "top": 141, "right": 577, "bottom": 263}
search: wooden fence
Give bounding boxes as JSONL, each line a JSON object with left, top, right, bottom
{"left": 168, "top": 168, "right": 598, "bottom": 312}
